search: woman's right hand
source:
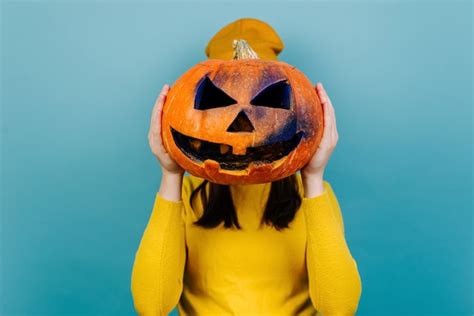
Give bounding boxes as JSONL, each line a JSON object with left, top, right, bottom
{"left": 148, "top": 84, "right": 184, "bottom": 176}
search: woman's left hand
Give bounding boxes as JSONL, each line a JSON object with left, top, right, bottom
{"left": 301, "top": 83, "right": 339, "bottom": 197}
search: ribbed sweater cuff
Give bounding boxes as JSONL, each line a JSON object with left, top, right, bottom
{"left": 300, "top": 187, "right": 342, "bottom": 234}
{"left": 155, "top": 193, "right": 183, "bottom": 208}
{"left": 301, "top": 186, "right": 331, "bottom": 211}
{"left": 148, "top": 193, "right": 184, "bottom": 225}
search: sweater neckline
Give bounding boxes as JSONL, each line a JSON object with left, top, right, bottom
{"left": 229, "top": 182, "right": 269, "bottom": 190}
{"left": 229, "top": 182, "right": 270, "bottom": 200}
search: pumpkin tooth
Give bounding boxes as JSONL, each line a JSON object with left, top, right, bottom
{"left": 232, "top": 146, "right": 247, "bottom": 155}
{"left": 189, "top": 139, "right": 202, "bottom": 150}
{"left": 220, "top": 144, "right": 231, "bottom": 154}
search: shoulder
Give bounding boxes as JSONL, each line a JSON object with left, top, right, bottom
{"left": 182, "top": 174, "right": 206, "bottom": 199}
{"left": 181, "top": 174, "right": 207, "bottom": 220}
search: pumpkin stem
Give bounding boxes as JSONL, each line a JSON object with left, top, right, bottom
{"left": 232, "top": 39, "right": 259, "bottom": 60}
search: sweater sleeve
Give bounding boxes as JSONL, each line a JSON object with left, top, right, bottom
{"left": 302, "top": 181, "right": 362, "bottom": 316}
{"left": 131, "top": 192, "right": 187, "bottom": 316}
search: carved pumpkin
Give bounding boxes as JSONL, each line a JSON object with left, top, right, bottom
{"left": 162, "top": 40, "right": 323, "bottom": 184}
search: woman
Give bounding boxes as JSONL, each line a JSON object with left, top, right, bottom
{"left": 131, "top": 19, "right": 362, "bottom": 316}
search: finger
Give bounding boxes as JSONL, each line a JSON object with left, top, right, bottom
{"left": 328, "top": 93, "right": 339, "bottom": 143}
{"left": 331, "top": 104, "right": 338, "bottom": 142}
{"left": 316, "top": 82, "right": 330, "bottom": 105}
{"left": 327, "top": 95, "right": 337, "bottom": 141}
{"left": 317, "top": 83, "right": 336, "bottom": 120}
{"left": 318, "top": 83, "right": 338, "bottom": 143}
{"left": 316, "top": 84, "right": 337, "bottom": 149}
{"left": 320, "top": 97, "right": 333, "bottom": 147}
{"left": 149, "top": 84, "right": 170, "bottom": 153}
{"left": 316, "top": 83, "right": 332, "bottom": 126}
{"left": 150, "top": 84, "right": 170, "bottom": 135}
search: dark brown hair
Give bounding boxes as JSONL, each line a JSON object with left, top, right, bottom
{"left": 190, "top": 174, "right": 302, "bottom": 231}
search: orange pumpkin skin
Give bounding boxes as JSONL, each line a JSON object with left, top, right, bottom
{"left": 162, "top": 59, "right": 323, "bottom": 185}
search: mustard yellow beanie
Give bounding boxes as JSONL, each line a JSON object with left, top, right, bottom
{"left": 205, "top": 18, "right": 284, "bottom": 61}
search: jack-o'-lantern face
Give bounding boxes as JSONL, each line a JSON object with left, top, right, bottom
{"left": 162, "top": 44, "right": 323, "bottom": 184}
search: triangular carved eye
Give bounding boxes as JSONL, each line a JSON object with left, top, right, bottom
{"left": 194, "top": 77, "right": 237, "bottom": 110}
{"left": 250, "top": 80, "right": 291, "bottom": 109}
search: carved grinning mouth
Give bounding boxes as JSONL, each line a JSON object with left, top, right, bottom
{"left": 171, "top": 127, "right": 304, "bottom": 170}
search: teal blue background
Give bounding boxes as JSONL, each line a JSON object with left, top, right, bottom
{"left": 1, "top": 1, "right": 472, "bottom": 315}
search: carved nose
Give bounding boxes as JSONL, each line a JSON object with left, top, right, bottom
{"left": 227, "top": 110, "right": 255, "bottom": 132}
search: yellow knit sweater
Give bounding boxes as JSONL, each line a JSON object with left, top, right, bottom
{"left": 131, "top": 173, "right": 362, "bottom": 315}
